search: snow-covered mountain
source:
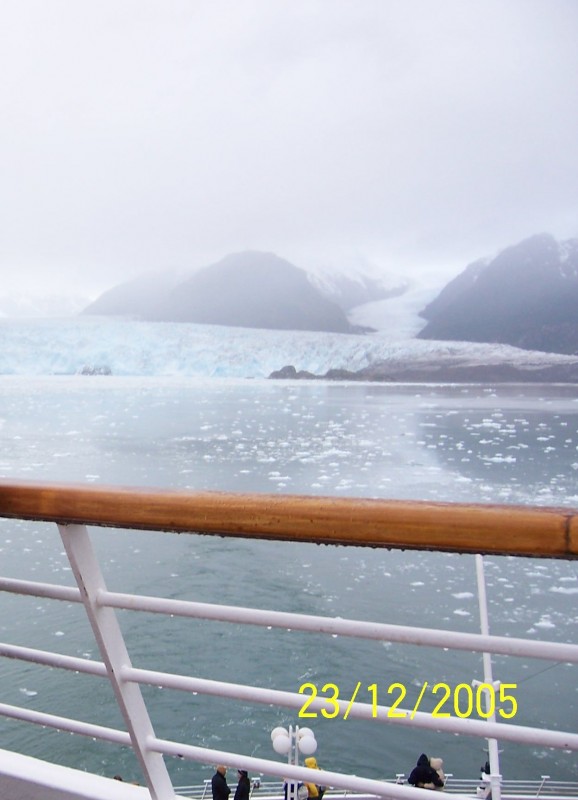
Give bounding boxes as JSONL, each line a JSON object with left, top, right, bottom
{"left": 418, "top": 233, "right": 578, "bottom": 355}
{"left": 1, "top": 315, "right": 577, "bottom": 381}
{"left": 307, "top": 264, "right": 408, "bottom": 311}
{"left": 81, "top": 250, "right": 416, "bottom": 334}
{"left": 2, "top": 236, "right": 578, "bottom": 380}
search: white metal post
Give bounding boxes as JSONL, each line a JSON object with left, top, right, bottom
{"left": 58, "top": 523, "right": 175, "bottom": 800}
{"left": 475, "top": 554, "right": 501, "bottom": 800}
{"left": 289, "top": 725, "right": 297, "bottom": 800}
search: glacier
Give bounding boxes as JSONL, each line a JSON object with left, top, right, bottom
{"left": 1, "top": 315, "right": 578, "bottom": 378}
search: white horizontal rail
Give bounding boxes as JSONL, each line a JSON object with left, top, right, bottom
{"left": 100, "top": 589, "right": 578, "bottom": 664}
{"left": 0, "top": 702, "right": 131, "bottom": 745}
{"left": 0, "top": 641, "right": 107, "bottom": 676}
{"left": 3, "top": 635, "right": 577, "bottom": 752}
{"left": 174, "top": 779, "right": 578, "bottom": 793}
{"left": 2, "top": 575, "right": 577, "bottom": 665}
{"left": 172, "top": 780, "right": 578, "bottom": 800}
{"left": 124, "top": 666, "right": 578, "bottom": 750}
{"left": 0, "top": 576, "right": 81, "bottom": 602}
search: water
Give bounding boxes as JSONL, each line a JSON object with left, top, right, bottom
{"left": 0, "top": 376, "right": 577, "bottom": 785}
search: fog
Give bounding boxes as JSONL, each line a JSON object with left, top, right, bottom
{"left": 1, "top": 0, "right": 577, "bottom": 298}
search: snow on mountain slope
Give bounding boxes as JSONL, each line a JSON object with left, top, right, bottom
{"left": 0, "top": 316, "right": 577, "bottom": 378}
{"left": 0, "top": 292, "right": 90, "bottom": 318}
{"left": 347, "top": 280, "right": 440, "bottom": 338}
{"left": 307, "top": 262, "right": 408, "bottom": 312}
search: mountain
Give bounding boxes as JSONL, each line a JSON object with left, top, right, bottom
{"left": 84, "top": 251, "right": 357, "bottom": 334}
{"left": 148, "top": 251, "right": 354, "bottom": 332}
{"left": 308, "top": 268, "right": 408, "bottom": 311}
{"left": 82, "top": 270, "right": 179, "bottom": 318}
{"left": 418, "top": 233, "right": 578, "bottom": 355}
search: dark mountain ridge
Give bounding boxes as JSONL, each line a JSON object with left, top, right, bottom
{"left": 83, "top": 251, "right": 365, "bottom": 333}
{"left": 418, "top": 233, "right": 578, "bottom": 355}
{"left": 147, "top": 251, "right": 353, "bottom": 332}
{"left": 81, "top": 270, "right": 179, "bottom": 318}
{"left": 82, "top": 235, "right": 578, "bottom": 353}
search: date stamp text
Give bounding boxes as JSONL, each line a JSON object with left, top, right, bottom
{"left": 298, "top": 681, "right": 518, "bottom": 720}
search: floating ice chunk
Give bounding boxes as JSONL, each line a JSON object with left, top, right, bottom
{"left": 20, "top": 688, "right": 38, "bottom": 696}
{"left": 534, "top": 617, "right": 556, "bottom": 629}
{"left": 452, "top": 592, "right": 474, "bottom": 599}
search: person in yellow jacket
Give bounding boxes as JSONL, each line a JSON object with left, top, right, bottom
{"left": 304, "top": 757, "right": 326, "bottom": 800}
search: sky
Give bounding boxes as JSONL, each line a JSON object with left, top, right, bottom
{"left": 1, "top": 0, "right": 577, "bottom": 299}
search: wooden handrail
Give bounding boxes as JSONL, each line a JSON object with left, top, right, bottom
{"left": 0, "top": 479, "right": 576, "bottom": 559}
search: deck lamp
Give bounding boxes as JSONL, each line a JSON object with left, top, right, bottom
{"left": 297, "top": 727, "right": 317, "bottom": 756}
{"left": 271, "top": 727, "right": 291, "bottom": 755}
{"left": 271, "top": 725, "right": 318, "bottom": 800}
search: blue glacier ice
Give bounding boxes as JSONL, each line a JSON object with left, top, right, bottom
{"left": 1, "top": 316, "right": 577, "bottom": 378}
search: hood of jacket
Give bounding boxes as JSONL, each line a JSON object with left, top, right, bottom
{"left": 304, "top": 757, "right": 319, "bottom": 770}
{"left": 417, "top": 754, "right": 430, "bottom": 767}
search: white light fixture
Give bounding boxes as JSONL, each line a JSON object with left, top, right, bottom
{"left": 272, "top": 725, "right": 318, "bottom": 800}
{"left": 298, "top": 735, "right": 317, "bottom": 756}
{"left": 271, "top": 724, "right": 317, "bottom": 761}
{"left": 271, "top": 726, "right": 292, "bottom": 756}
{"left": 272, "top": 734, "right": 291, "bottom": 755}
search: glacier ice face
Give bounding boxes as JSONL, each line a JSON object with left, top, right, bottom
{"left": 0, "top": 315, "right": 577, "bottom": 378}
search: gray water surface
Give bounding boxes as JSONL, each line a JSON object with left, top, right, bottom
{"left": 0, "top": 377, "right": 576, "bottom": 784}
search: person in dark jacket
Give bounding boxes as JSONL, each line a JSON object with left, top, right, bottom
{"left": 234, "top": 769, "right": 251, "bottom": 800}
{"left": 408, "top": 754, "right": 445, "bottom": 789}
{"left": 212, "top": 765, "right": 231, "bottom": 800}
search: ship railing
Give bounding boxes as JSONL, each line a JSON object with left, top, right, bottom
{"left": 0, "top": 480, "right": 577, "bottom": 800}
{"left": 172, "top": 777, "right": 578, "bottom": 800}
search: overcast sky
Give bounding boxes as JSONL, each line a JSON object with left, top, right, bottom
{"left": 2, "top": 0, "right": 577, "bottom": 298}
